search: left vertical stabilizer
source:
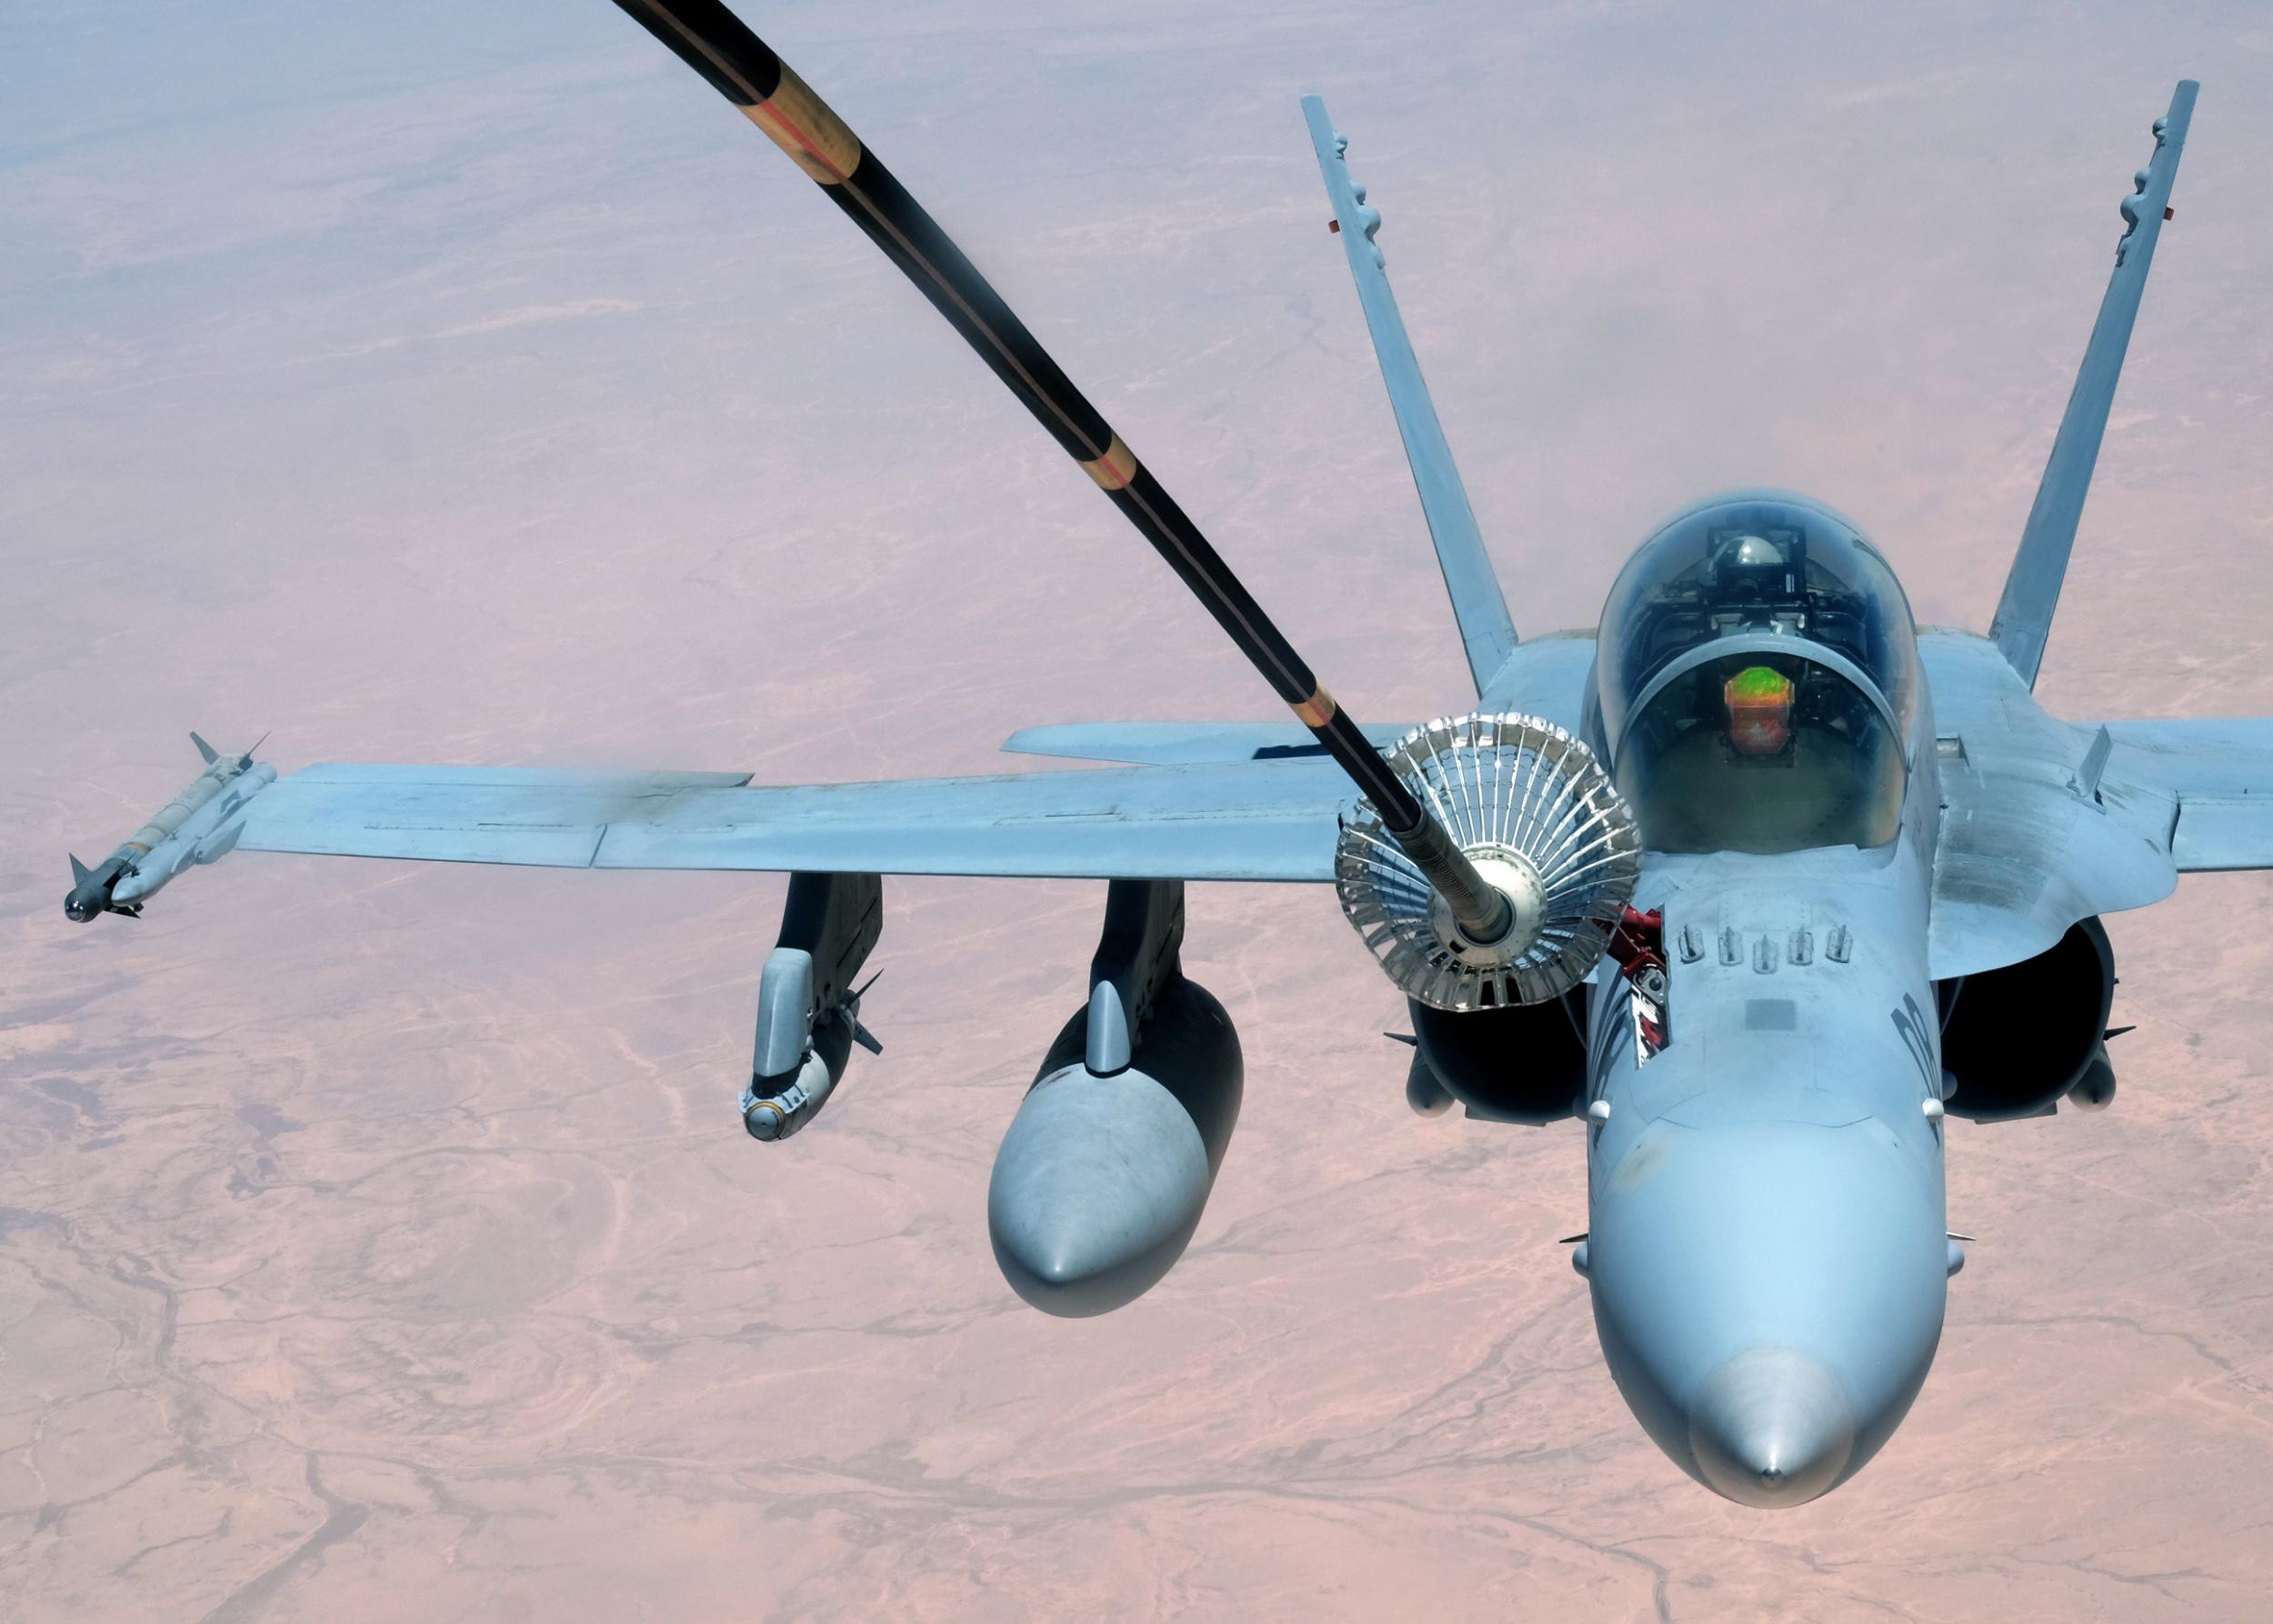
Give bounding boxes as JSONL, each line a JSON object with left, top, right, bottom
{"left": 1302, "top": 95, "right": 1517, "bottom": 697}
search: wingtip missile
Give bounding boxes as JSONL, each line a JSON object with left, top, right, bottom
{"left": 65, "top": 853, "right": 134, "bottom": 921}
{"left": 63, "top": 736, "right": 275, "bottom": 923}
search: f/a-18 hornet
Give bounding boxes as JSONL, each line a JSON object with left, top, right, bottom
{"left": 65, "top": 2, "right": 2246, "bottom": 1507}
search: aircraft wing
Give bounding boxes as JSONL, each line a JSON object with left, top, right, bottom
{"left": 1925, "top": 632, "right": 2273, "bottom": 977}
{"left": 1924, "top": 632, "right": 2175, "bottom": 978}
{"left": 1003, "top": 631, "right": 1600, "bottom": 766}
{"left": 1002, "top": 722, "right": 1411, "bottom": 767}
{"left": 220, "top": 759, "right": 1356, "bottom": 883}
{"left": 1988, "top": 82, "right": 2196, "bottom": 687}
{"left": 2098, "top": 718, "right": 2273, "bottom": 872}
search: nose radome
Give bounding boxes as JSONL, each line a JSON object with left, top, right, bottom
{"left": 1688, "top": 1346, "right": 1856, "bottom": 1509}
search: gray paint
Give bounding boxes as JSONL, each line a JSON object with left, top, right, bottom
{"left": 988, "top": 885, "right": 1242, "bottom": 1318}
{"left": 69, "top": 735, "right": 276, "bottom": 918}
{"left": 1923, "top": 631, "right": 2177, "bottom": 978}
{"left": 1989, "top": 82, "right": 2198, "bottom": 687}
{"left": 1584, "top": 749, "right": 1948, "bottom": 1506}
{"left": 742, "top": 871, "right": 883, "bottom": 1141}
{"left": 1302, "top": 96, "right": 1517, "bottom": 696}
{"left": 1001, "top": 719, "right": 1414, "bottom": 767}
{"left": 225, "top": 758, "right": 1359, "bottom": 882}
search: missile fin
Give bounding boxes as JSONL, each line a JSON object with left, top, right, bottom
{"left": 70, "top": 853, "right": 90, "bottom": 884}
{"left": 190, "top": 731, "right": 220, "bottom": 766}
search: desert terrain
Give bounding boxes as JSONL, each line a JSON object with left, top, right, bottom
{"left": 4, "top": 1, "right": 2271, "bottom": 1619}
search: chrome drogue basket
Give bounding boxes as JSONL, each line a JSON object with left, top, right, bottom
{"left": 1336, "top": 713, "right": 1642, "bottom": 1012}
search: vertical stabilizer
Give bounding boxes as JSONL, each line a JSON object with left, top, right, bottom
{"left": 1302, "top": 96, "right": 1517, "bottom": 697}
{"left": 1990, "top": 81, "right": 2198, "bottom": 687}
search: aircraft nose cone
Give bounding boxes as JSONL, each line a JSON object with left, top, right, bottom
{"left": 1587, "top": 1119, "right": 1946, "bottom": 1506}
{"left": 1688, "top": 1346, "right": 1856, "bottom": 1508}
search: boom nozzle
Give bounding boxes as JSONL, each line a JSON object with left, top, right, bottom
{"left": 1380, "top": 805, "right": 1515, "bottom": 946}
{"left": 1337, "top": 715, "right": 1640, "bottom": 1011}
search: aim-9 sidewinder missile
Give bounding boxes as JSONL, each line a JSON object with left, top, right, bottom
{"left": 65, "top": 734, "right": 275, "bottom": 921}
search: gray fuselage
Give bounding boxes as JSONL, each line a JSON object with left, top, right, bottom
{"left": 1574, "top": 601, "right": 1948, "bottom": 1507}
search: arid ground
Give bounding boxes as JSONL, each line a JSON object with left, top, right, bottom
{"left": 5, "top": 2, "right": 2271, "bottom": 1619}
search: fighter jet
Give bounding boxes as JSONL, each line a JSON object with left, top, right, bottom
{"left": 61, "top": 0, "right": 2249, "bottom": 1508}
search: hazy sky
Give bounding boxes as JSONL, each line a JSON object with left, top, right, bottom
{"left": 5, "top": 3, "right": 2271, "bottom": 1619}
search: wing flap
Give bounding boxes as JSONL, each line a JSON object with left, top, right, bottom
{"left": 230, "top": 760, "right": 1354, "bottom": 882}
{"left": 2100, "top": 717, "right": 2273, "bottom": 871}
{"left": 2166, "top": 798, "right": 2273, "bottom": 871}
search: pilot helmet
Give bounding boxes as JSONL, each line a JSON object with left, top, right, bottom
{"left": 1709, "top": 527, "right": 1799, "bottom": 606}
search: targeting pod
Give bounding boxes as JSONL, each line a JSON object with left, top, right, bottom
{"left": 66, "top": 733, "right": 274, "bottom": 921}
{"left": 742, "top": 872, "right": 883, "bottom": 1140}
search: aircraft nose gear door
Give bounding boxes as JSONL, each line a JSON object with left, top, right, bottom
{"left": 743, "top": 872, "right": 884, "bottom": 1141}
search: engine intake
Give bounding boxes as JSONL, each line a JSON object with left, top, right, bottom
{"left": 1939, "top": 916, "right": 2116, "bottom": 1122}
{"left": 1408, "top": 994, "right": 1590, "bottom": 1124}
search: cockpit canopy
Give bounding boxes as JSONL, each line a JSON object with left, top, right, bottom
{"left": 1597, "top": 494, "right": 1918, "bottom": 855}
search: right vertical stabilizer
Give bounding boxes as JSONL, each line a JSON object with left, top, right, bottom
{"left": 1989, "top": 81, "right": 2198, "bottom": 688}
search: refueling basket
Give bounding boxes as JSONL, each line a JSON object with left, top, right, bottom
{"left": 1335, "top": 713, "right": 1642, "bottom": 1012}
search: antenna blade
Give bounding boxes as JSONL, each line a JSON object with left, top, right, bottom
{"left": 611, "top": 0, "right": 1512, "bottom": 941}
{"left": 1301, "top": 95, "right": 1516, "bottom": 697}
{"left": 1990, "top": 81, "right": 2198, "bottom": 687}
